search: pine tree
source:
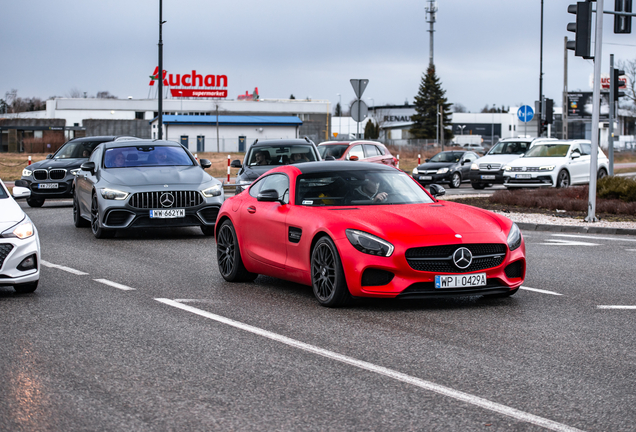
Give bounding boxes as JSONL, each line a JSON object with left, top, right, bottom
{"left": 410, "top": 65, "right": 453, "bottom": 140}
{"left": 334, "top": 102, "right": 342, "bottom": 117}
{"left": 364, "top": 119, "right": 379, "bottom": 139}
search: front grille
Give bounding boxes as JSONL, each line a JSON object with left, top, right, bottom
{"left": 505, "top": 260, "right": 524, "bottom": 279}
{"left": 105, "top": 210, "right": 133, "bottom": 226}
{"left": 198, "top": 206, "right": 220, "bottom": 224}
{"left": 361, "top": 268, "right": 395, "bottom": 286}
{"left": 0, "top": 244, "right": 15, "bottom": 270}
{"left": 33, "top": 170, "right": 48, "bottom": 180}
{"left": 49, "top": 169, "right": 66, "bottom": 180}
{"left": 129, "top": 191, "right": 203, "bottom": 209}
{"left": 479, "top": 163, "right": 502, "bottom": 171}
{"left": 398, "top": 278, "right": 511, "bottom": 299}
{"left": 405, "top": 243, "right": 507, "bottom": 273}
{"left": 511, "top": 167, "right": 540, "bottom": 172}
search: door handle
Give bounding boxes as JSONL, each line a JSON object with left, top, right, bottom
{"left": 247, "top": 206, "right": 256, "bottom": 214}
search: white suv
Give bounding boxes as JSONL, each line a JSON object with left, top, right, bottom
{"left": 502, "top": 140, "right": 608, "bottom": 189}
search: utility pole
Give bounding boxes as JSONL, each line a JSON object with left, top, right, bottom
{"left": 157, "top": 0, "right": 165, "bottom": 140}
{"left": 609, "top": 54, "right": 615, "bottom": 175}
{"left": 426, "top": 0, "right": 437, "bottom": 67}
{"left": 563, "top": 36, "right": 569, "bottom": 139}
{"left": 538, "top": 0, "right": 544, "bottom": 137}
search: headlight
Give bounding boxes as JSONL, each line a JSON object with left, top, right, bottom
{"left": 22, "top": 168, "right": 32, "bottom": 176}
{"left": 539, "top": 165, "right": 555, "bottom": 171}
{"left": 436, "top": 167, "right": 449, "bottom": 174}
{"left": 2, "top": 216, "right": 34, "bottom": 239}
{"left": 345, "top": 229, "right": 394, "bottom": 257}
{"left": 70, "top": 168, "right": 81, "bottom": 176}
{"left": 503, "top": 165, "right": 511, "bottom": 171}
{"left": 100, "top": 188, "right": 129, "bottom": 200}
{"left": 507, "top": 223, "right": 522, "bottom": 251}
{"left": 201, "top": 184, "right": 222, "bottom": 197}
{"left": 471, "top": 163, "right": 479, "bottom": 170}
{"left": 412, "top": 167, "right": 419, "bottom": 175}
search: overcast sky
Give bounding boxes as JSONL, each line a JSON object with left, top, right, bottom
{"left": 1, "top": 0, "right": 635, "bottom": 113}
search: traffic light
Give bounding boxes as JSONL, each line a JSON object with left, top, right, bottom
{"left": 613, "top": 69, "right": 626, "bottom": 99}
{"left": 540, "top": 120, "right": 548, "bottom": 136}
{"left": 545, "top": 98, "right": 554, "bottom": 124}
{"left": 567, "top": 1, "right": 593, "bottom": 58}
{"left": 614, "top": 0, "right": 633, "bottom": 33}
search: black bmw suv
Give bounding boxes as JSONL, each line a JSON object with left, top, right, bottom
{"left": 19, "top": 136, "right": 139, "bottom": 207}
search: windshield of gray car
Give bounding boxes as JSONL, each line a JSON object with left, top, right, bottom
{"left": 103, "top": 146, "right": 194, "bottom": 168}
{"left": 248, "top": 145, "right": 318, "bottom": 166}
{"left": 488, "top": 141, "right": 530, "bottom": 155}
{"left": 54, "top": 140, "right": 105, "bottom": 159}
{"left": 296, "top": 170, "right": 434, "bottom": 206}
{"left": 429, "top": 152, "right": 463, "bottom": 163}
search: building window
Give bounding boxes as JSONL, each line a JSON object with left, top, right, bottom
{"left": 135, "top": 111, "right": 144, "bottom": 120}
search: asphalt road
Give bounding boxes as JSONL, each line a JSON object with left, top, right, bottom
{"left": 1, "top": 200, "right": 636, "bottom": 431}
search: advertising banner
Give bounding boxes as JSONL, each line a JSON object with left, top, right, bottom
{"left": 567, "top": 92, "right": 609, "bottom": 120}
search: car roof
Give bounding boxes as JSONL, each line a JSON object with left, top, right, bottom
{"left": 292, "top": 161, "right": 399, "bottom": 175}
{"left": 318, "top": 141, "right": 384, "bottom": 146}
{"left": 102, "top": 139, "right": 183, "bottom": 149}
{"left": 250, "top": 139, "right": 315, "bottom": 148}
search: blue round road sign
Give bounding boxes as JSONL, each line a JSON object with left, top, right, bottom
{"left": 517, "top": 105, "right": 534, "bottom": 123}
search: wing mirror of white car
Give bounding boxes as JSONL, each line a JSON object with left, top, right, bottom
{"left": 571, "top": 152, "right": 581, "bottom": 159}
{"left": 12, "top": 185, "right": 31, "bottom": 199}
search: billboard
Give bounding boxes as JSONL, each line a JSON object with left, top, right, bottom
{"left": 567, "top": 92, "right": 610, "bottom": 120}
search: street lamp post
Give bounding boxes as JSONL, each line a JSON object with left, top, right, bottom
{"left": 491, "top": 104, "right": 496, "bottom": 146}
{"left": 157, "top": 0, "right": 166, "bottom": 140}
{"left": 179, "top": 91, "right": 183, "bottom": 114}
{"left": 336, "top": 93, "right": 341, "bottom": 138}
{"left": 458, "top": 124, "right": 466, "bottom": 135}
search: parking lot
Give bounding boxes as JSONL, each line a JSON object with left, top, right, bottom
{"left": 1, "top": 199, "right": 635, "bottom": 431}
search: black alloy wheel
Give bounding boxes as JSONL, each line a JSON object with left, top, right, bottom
{"left": 90, "top": 194, "right": 114, "bottom": 239}
{"left": 450, "top": 172, "right": 461, "bottom": 189}
{"left": 73, "top": 193, "right": 90, "bottom": 228}
{"left": 597, "top": 168, "right": 608, "bottom": 179}
{"left": 26, "top": 197, "right": 45, "bottom": 208}
{"left": 311, "top": 236, "right": 351, "bottom": 307}
{"left": 556, "top": 169, "right": 570, "bottom": 188}
{"left": 13, "top": 281, "right": 38, "bottom": 294}
{"left": 216, "top": 220, "right": 257, "bottom": 282}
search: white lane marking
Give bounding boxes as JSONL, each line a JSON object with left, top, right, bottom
{"left": 520, "top": 286, "right": 563, "bottom": 296}
{"left": 597, "top": 305, "right": 636, "bottom": 310}
{"left": 155, "top": 298, "right": 582, "bottom": 432}
{"left": 40, "top": 260, "right": 89, "bottom": 276}
{"left": 626, "top": 249, "right": 636, "bottom": 252}
{"left": 552, "top": 234, "right": 636, "bottom": 242}
{"left": 94, "top": 279, "right": 135, "bottom": 291}
{"left": 538, "top": 239, "right": 599, "bottom": 246}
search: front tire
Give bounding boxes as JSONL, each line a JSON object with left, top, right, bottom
{"left": 73, "top": 194, "right": 90, "bottom": 227}
{"left": 597, "top": 168, "right": 608, "bottom": 179}
{"left": 556, "top": 169, "right": 570, "bottom": 188}
{"left": 216, "top": 220, "right": 257, "bottom": 282}
{"left": 14, "top": 281, "right": 38, "bottom": 294}
{"left": 27, "top": 197, "right": 45, "bottom": 208}
{"left": 311, "top": 236, "right": 351, "bottom": 307}
{"left": 90, "top": 194, "right": 115, "bottom": 239}
{"left": 450, "top": 172, "right": 461, "bottom": 189}
{"left": 471, "top": 182, "right": 486, "bottom": 190}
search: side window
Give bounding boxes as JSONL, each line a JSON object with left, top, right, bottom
{"left": 570, "top": 144, "right": 581, "bottom": 155}
{"left": 248, "top": 177, "right": 265, "bottom": 198}
{"left": 363, "top": 144, "right": 379, "bottom": 157}
{"left": 89, "top": 147, "right": 102, "bottom": 165}
{"left": 580, "top": 143, "right": 591, "bottom": 155}
{"left": 347, "top": 145, "right": 364, "bottom": 160}
{"left": 251, "top": 174, "right": 290, "bottom": 203}
{"left": 375, "top": 145, "right": 386, "bottom": 155}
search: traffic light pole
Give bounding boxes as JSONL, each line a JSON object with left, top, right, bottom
{"left": 609, "top": 54, "right": 615, "bottom": 175}
{"left": 586, "top": 0, "right": 604, "bottom": 223}
{"left": 538, "top": 0, "right": 544, "bottom": 137}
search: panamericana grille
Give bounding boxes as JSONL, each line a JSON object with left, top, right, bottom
{"left": 33, "top": 170, "right": 48, "bottom": 181}
{"left": 510, "top": 167, "right": 540, "bottom": 172}
{"left": 0, "top": 244, "right": 15, "bottom": 270}
{"left": 129, "top": 191, "right": 203, "bottom": 209}
{"left": 405, "top": 243, "right": 507, "bottom": 273}
{"left": 49, "top": 169, "right": 66, "bottom": 180}
{"left": 479, "top": 163, "right": 502, "bottom": 171}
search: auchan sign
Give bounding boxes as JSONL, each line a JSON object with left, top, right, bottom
{"left": 149, "top": 67, "right": 228, "bottom": 98}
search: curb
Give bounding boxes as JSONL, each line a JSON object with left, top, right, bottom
{"left": 517, "top": 222, "right": 636, "bottom": 236}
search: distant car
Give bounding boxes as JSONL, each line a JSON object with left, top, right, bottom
{"left": 317, "top": 141, "right": 397, "bottom": 166}
{"left": 231, "top": 138, "right": 321, "bottom": 193}
{"left": 0, "top": 178, "right": 40, "bottom": 293}
{"left": 19, "top": 136, "right": 139, "bottom": 208}
{"left": 215, "top": 161, "right": 526, "bottom": 307}
{"left": 462, "top": 143, "right": 486, "bottom": 154}
{"left": 412, "top": 151, "right": 479, "bottom": 188}
{"left": 502, "top": 140, "right": 608, "bottom": 189}
{"left": 468, "top": 138, "right": 555, "bottom": 189}
{"left": 73, "top": 140, "right": 223, "bottom": 238}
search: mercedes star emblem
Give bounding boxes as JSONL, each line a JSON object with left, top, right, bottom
{"left": 487, "top": 164, "right": 491, "bottom": 170}
{"left": 452, "top": 247, "right": 473, "bottom": 269}
{"left": 160, "top": 192, "right": 175, "bottom": 208}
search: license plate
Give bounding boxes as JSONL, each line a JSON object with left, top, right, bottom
{"left": 419, "top": 175, "right": 432, "bottom": 180}
{"left": 149, "top": 209, "right": 185, "bottom": 218}
{"left": 38, "top": 183, "right": 58, "bottom": 189}
{"left": 481, "top": 175, "right": 496, "bottom": 180}
{"left": 435, "top": 273, "right": 487, "bottom": 289}
{"left": 515, "top": 174, "right": 532, "bottom": 179}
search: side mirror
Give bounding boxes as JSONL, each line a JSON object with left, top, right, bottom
{"left": 349, "top": 155, "right": 359, "bottom": 161}
{"left": 428, "top": 184, "right": 446, "bottom": 198}
{"left": 325, "top": 156, "right": 336, "bottom": 161}
{"left": 199, "top": 159, "right": 212, "bottom": 169}
{"left": 46, "top": 154, "right": 53, "bottom": 159}
{"left": 80, "top": 161, "right": 96, "bottom": 174}
{"left": 14, "top": 180, "right": 28, "bottom": 187}
{"left": 230, "top": 159, "right": 242, "bottom": 168}
{"left": 461, "top": 160, "right": 467, "bottom": 165}
{"left": 571, "top": 152, "right": 580, "bottom": 159}
{"left": 257, "top": 189, "right": 281, "bottom": 203}
{"left": 12, "top": 186, "right": 31, "bottom": 199}
{"left": 425, "top": 158, "right": 430, "bottom": 162}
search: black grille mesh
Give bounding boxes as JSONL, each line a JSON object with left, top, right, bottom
{"left": 405, "top": 243, "right": 507, "bottom": 273}
{"left": 129, "top": 191, "right": 203, "bottom": 209}
{"left": 49, "top": 169, "right": 66, "bottom": 180}
{"left": 0, "top": 244, "right": 15, "bottom": 270}
{"left": 106, "top": 211, "right": 133, "bottom": 226}
{"left": 505, "top": 260, "right": 524, "bottom": 279}
{"left": 361, "top": 268, "right": 395, "bottom": 286}
{"left": 33, "top": 170, "right": 48, "bottom": 180}
{"left": 199, "top": 207, "right": 220, "bottom": 224}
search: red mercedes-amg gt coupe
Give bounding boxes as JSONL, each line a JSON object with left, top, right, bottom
{"left": 215, "top": 162, "right": 525, "bottom": 307}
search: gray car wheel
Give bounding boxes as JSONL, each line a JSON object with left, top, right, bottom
{"left": 73, "top": 193, "right": 90, "bottom": 228}
{"left": 450, "top": 172, "right": 461, "bottom": 189}
{"left": 91, "top": 194, "right": 115, "bottom": 239}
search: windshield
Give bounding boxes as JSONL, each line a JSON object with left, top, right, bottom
{"left": 248, "top": 145, "right": 317, "bottom": 166}
{"left": 296, "top": 170, "right": 434, "bottom": 206}
{"left": 0, "top": 182, "right": 8, "bottom": 199}
{"left": 318, "top": 145, "right": 348, "bottom": 159}
{"left": 429, "top": 152, "right": 463, "bottom": 163}
{"left": 54, "top": 140, "right": 107, "bottom": 159}
{"left": 103, "top": 146, "right": 193, "bottom": 168}
{"left": 487, "top": 141, "right": 530, "bottom": 155}
{"left": 524, "top": 144, "right": 570, "bottom": 158}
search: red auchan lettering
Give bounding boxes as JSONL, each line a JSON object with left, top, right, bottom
{"left": 149, "top": 67, "right": 227, "bottom": 98}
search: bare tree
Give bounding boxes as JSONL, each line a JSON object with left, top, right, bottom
{"left": 451, "top": 103, "right": 467, "bottom": 113}
{"left": 67, "top": 87, "right": 82, "bottom": 98}
{"left": 617, "top": 58, "right": 636, "bottom": 107}
{"left": 96, "top": 91, "right": 117, "bottom": 99}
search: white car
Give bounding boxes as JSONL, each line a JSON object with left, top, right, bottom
{"left": 0, "top": 179, "right": 40, "bottom": 293}
{"left": 503, "top": 140, "right": 608, "bottom": 189}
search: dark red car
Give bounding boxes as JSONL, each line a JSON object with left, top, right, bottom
{"left": 317, "top": 141, "right": 397, "bottom": 167}
{"left": 215, "top": 162, "right": 526, "bottom": 307}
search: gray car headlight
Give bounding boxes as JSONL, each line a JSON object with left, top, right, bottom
{"left": 2, "top": 216, "right": 34, "bottom": 239}
{"left": 22, "top": 168, "right": 32, "bottom": 177}
{"left": 507, "top": 223, "right": 522, "bottom": 251}
{"left": 436, "top": 167, "right": 449, "bottom": 174}
{"left": 100, "top": 188, "right": 129, "bottom": 200}
{"left": 201, "top": 184, "right": 222, "bottom": 197}
{"left": 345, "top": 229, "right": 394, "bottom": 257}
{"left": 70, "top": 168, "right": 81, "bottom": 176}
